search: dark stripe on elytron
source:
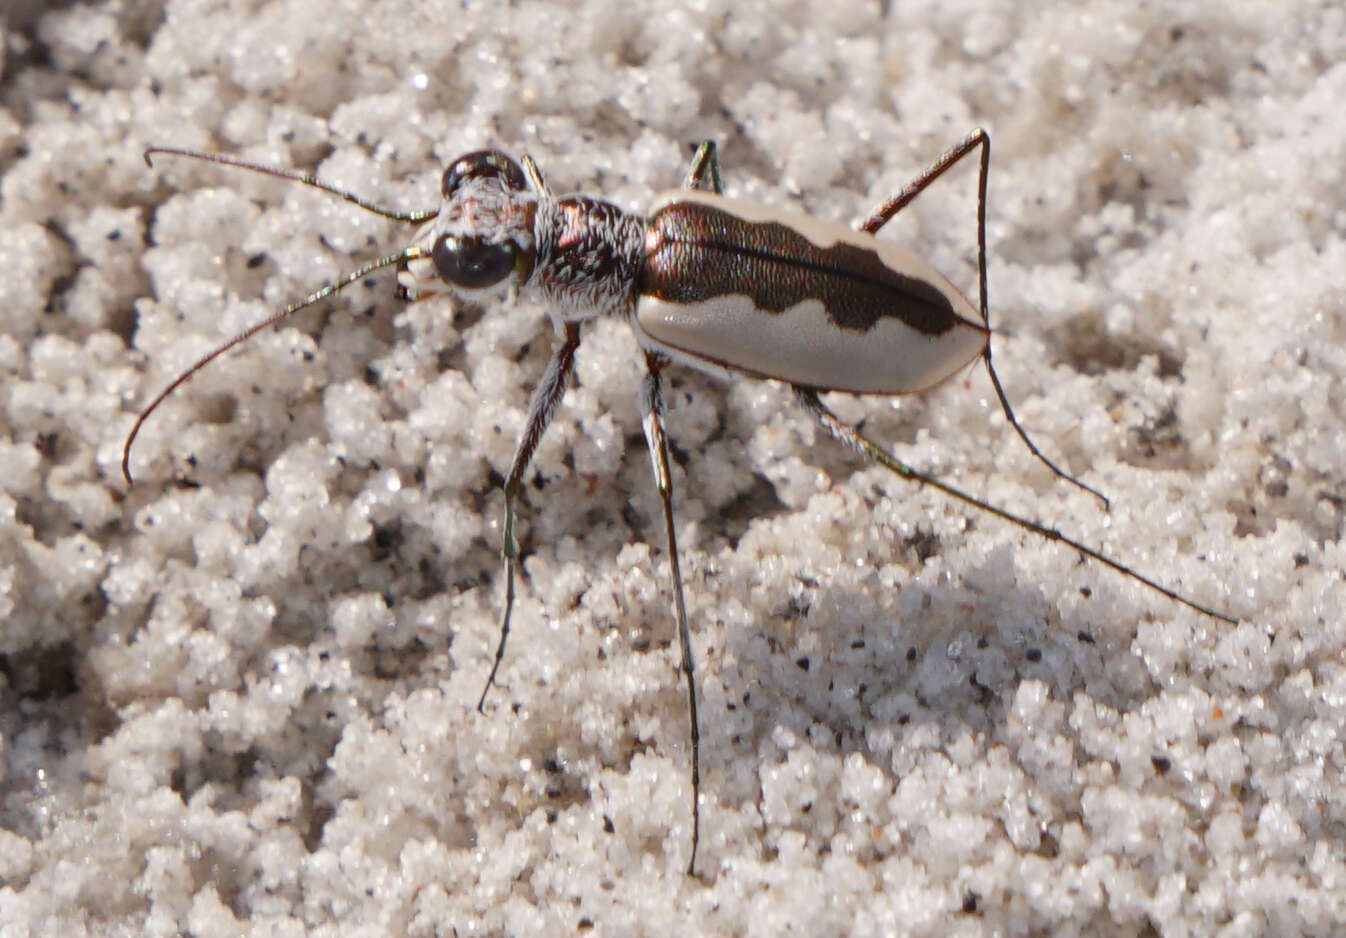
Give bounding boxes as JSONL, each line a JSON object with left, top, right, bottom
{"left": 639, "top": 202, "right": 962, "bottom": 336}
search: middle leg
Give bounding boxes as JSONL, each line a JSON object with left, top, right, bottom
{"left": 639, "top": 352, "right": 702, "bottom": 876}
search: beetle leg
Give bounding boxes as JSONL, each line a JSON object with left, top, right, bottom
{"left": 682, "top": 141, "right": 723, "bottom": 194}
{"left": 792, "top": 386, "right": 1234, "bottom": 623}
{"left": 859, "top": 129, "right": 989, "bottom": 236}
{"left": 862, "top": 129, "right": 1109, "bottom": 509}
{"left": 639, "top": 352, "right": 702, "bottom": 876}
{"left": 520, "top": 153, "right": 551, "bottom": 197}
{"left": 479, "top": 322, "right": 583, "bottom": 712}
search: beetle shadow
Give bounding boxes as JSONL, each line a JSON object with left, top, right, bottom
{"left": 701, "top": 537, "right": 1167, "bottom": 851}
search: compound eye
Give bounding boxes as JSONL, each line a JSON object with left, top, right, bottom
{"left": 432, "top": 234, "right": 516, "bottom": 289}
{"left": 441, "top": 150, "right": 527, "bottom": 197}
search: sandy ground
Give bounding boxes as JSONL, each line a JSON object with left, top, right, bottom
{"left": 1, "top": 0, "right": 1344, "bottom": 935}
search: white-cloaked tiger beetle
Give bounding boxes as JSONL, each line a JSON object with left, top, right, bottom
{"left": 123, "top": 129, "right": 1236, "bottom": 875}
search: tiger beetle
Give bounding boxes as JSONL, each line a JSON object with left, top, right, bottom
{"left": 123, "top": 129, "right": 1236, "bottom": 876}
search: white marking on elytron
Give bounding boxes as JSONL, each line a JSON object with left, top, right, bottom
{"left": 629, "top": 333, "right": 738, "bottom": 384}
{"left": 635, "top": 293, "right": 987, "bottom": 394}
{"left": 637, "top": 192, "right": 990, "bottom": 393}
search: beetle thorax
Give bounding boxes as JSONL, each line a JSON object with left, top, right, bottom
{"left": 530, "top": 195, "right": 645, "bottom": 322}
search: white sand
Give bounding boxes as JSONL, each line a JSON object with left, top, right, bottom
{"left": 2, "top": 0, "right": 1344, "bottom": 934}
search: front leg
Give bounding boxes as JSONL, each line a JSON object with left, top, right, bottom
{"left": 478, "top": 321, "right": 583, "bottom": 711}
{"left": 639, "top": 353, "right": 702, "bottom": 876}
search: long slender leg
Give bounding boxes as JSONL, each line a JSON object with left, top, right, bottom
{"left": 656, "top": 139, "right": 720, "bottom": 875}
{"left": 792, "top": 386, "right": 1235, "bottom": 623}
{"left": 682, "top": 141, "right": 723, "bottom": 194}
{"left": 478, "top": 322, "right": 583, "bottom": 711}
{"left": 862, "top": 129, "right": 1109, "bottom": 509}
{"left": 639, "top": 353, "right": 702, "bottom": 875}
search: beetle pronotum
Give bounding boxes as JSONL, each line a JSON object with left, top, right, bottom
{"left": 123, "top": 130, "right": 1235, "bottom": 875}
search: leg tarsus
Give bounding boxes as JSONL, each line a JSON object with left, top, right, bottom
{"left": 983, "top": 346, "right": 1111, "bottom": 509}
{"left": 479, "top": 488, "right": 519, "bottom": 712}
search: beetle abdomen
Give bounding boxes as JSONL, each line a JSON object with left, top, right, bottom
{"left": 636, "top": 192, "right": 988, "bottom": 393}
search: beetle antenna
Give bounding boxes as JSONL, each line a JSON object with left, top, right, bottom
{"left": 144, "top": 146, "right": 440, "bottom": 224}
{"left": 121, "top": 246, "right": 424, "bottom": 484}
